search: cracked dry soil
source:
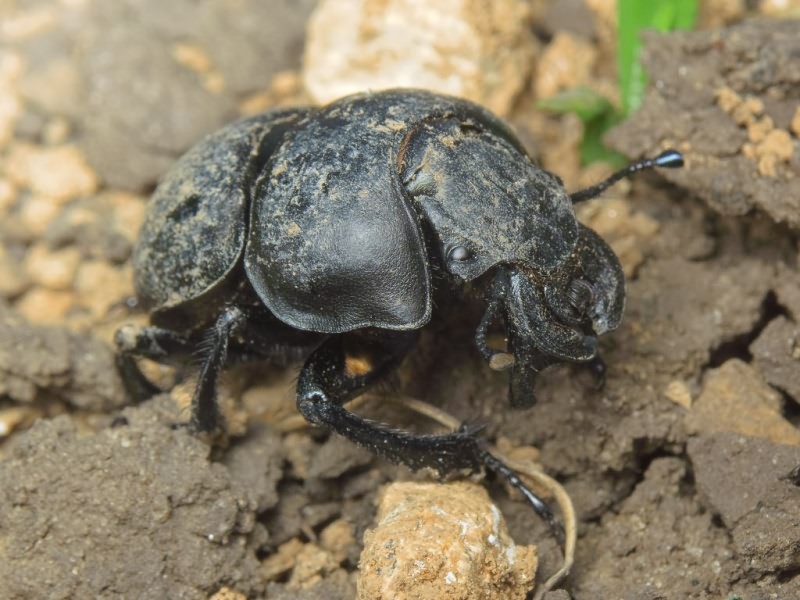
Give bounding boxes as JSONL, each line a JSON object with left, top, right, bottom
{"left": 0, "top": 2, "right": 799, "bottom": 600}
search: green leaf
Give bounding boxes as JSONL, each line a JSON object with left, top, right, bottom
{"left": 535, "top": 1, "right": 697, "bottom": 166}
{"left": 674, "top": 0, "right": 699, "bottom": 29}
{"left": 580, "top": 112, "right": 627, "bottom": 168}
{"left": 618, "top": 0, "right": 697, "bottom": 115}
{"left": 536, "top": 87, "right": 615, "bottom": 122}
{"left": 537, "top": 87, "right": 627, "bottom": 167}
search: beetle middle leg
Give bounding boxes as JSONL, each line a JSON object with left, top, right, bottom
{"left": 115, "top": 307, "right": 246, "bottom": 432}
{"left": 115, "top": 323, "right": 195, "bottom": 401}
{"left": 185, "top": 306, "right": 248, "bottom": 432}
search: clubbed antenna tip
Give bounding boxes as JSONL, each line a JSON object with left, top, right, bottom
{"left": 570, "top": 149, "right": 684, "bottom": 204}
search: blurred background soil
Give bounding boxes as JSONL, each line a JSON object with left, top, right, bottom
{"left": 1, "top": 1, "right": 799, "bottom": 599}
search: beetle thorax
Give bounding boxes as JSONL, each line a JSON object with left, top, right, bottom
{"left": 399, "top": 118, "right": 579, "bottom": 283}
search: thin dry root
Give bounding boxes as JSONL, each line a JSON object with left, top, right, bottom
{"left": 391, "top": 396, "right": 577, "bottom": 600}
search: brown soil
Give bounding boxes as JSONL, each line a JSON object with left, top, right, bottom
{"left": 1, "top": 2, "right": 799, "bottom": 599}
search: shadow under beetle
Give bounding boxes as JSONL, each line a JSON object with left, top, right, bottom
{"left": 116, "top": 89, "right": 682, "bottom": 525}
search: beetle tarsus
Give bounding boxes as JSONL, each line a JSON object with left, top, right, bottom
{"left": 480, "top": 450, "right": 565, "bottom": 545}
{"left": 474, "top": 296, "right": 502, "bottom": 360}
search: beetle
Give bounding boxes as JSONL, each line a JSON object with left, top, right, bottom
{"left": 116, "top": 89, "right": 682, "bottom": 521}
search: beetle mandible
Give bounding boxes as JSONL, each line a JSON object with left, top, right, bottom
{"left": 116, "top": 89, "right": 682, "bottom": 520}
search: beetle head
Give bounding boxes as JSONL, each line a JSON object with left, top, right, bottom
{"left": 400, "top": 117, "right": 682, "bottom": 407}
{"left": 497, "top": 223, "right": 624, "bottom": 406}
{"left": 399, "top": 118, "right": 621, "bottom": 384}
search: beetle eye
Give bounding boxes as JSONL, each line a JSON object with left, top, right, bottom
{"left": 448, "top": 245, "right": 471, "bottom": 262}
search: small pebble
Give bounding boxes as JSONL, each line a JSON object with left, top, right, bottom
{"left": 759, "top": 0, "right": 800, "bottom": 15}
{"left": 288, "top": 542, "right": 341, "bottom": 589}
{"left": 262, "top": 538, "right": 305, "bottom": 582}
{"left": 15, "top": 287, "right": 75, "bottom": 324}
{"left": 0, "top": 246, "right": 30, "bottom": 299}
{"left": 6, "top": 143, "right": 98, "bottom": 202}
{"left": 320, "top": 518, "right": 355, "bottom": 563}
{"left": 664, "top": 380, "right": 693, "bottom": 410}
{"left": 73, "top": 260, "right": 133, "bottom": 318}
{"left": 535, "top": 32, "right": 597, "bottom": 99}
{"left": 0, "top": 88, "right": 23, "bottom": 149}
{"left": 0, "top": 405, "right": 41, "bottom": 438}
{"left": 17, "top": 194, "right": 62, "bottom": 238}
{"left": 24, "top": 244, "right": 81, "bottom": 290}
{"left": 0, "top": 179, "right": 16, "bottom": 214}
{"left": 791, "top": 106, "right": 800, "bottom": 137}
{"left": 208, "top": 587, "right": 247, "bottom": 600}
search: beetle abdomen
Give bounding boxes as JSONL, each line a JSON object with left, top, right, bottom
{"left": 134, "top": 108, "right": 308, "bottom": 323}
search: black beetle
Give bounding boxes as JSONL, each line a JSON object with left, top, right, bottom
{"left": 116, "top": 89, "right": 682, "bottom": 521}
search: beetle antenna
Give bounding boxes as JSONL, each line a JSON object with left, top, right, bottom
{"left": 569, "top": 149, "right": 684, "bottom": 203}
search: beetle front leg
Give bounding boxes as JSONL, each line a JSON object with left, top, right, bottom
{"left": 297, "top": 332, "right": 489, "bottom": 475}
{"left": 584, "top": 354, "right": 606, "bottom": 390}
{"left": 297, "top": 333, "right": 561, "bottom": 529}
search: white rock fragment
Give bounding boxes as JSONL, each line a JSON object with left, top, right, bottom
{"left": 303, "top": 0, "right": 537, "bottom": 116}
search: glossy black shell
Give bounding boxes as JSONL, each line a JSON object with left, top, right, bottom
{"left": 134, "top": 90, "right": 586, "bottom": 334}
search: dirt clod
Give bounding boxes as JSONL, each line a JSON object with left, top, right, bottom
{"left": 0, "top": 399, "right": 266, "bottom": 600}
{"left": 0, "top": 302, "right": 125, "bottom": 410}
{"left": 688, "top": 432, "right": 800, "bottom": 577}
{"left": 358, "top": 481, "right": 537, "bottom": 600}
{"left": 222, "top": 423, "right": 284, "bottom": 513}
{"left": 573, "top": 457, "right": 731, "bottom": 598}
{"left": 750, "top": 315, "right": 800, "bottom": 406}
{"left": 686, "top": 359, "right": 800, "bottom": 446}
{"left": 608, "top": 20, "right": 800, "bottom": 227}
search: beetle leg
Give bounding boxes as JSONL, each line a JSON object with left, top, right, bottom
{"left": 474, "top": 296, "right": 502, "bottom": 360}
{"left": 584, "top": 354, "right": 606, "bottom": 390}
{"left": 115, "top": 352, "right": 162, "bottom": 402}
{"left": 189, "top": 307, "right": 246, "bottom": 433}
{"left": 115, "top": 323, "right": 194, "bottom": 361}
{"left": 297, "top": 333, "right": 492, "bottom": 475}
{"left": 115, "top": 309, "right": 246, "bottom": 432}
{"left": 114, "top": 324, "right": 194, "bottom": 402}
{"left": 480, "top": 451, "right": 564, "bottom": 544}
